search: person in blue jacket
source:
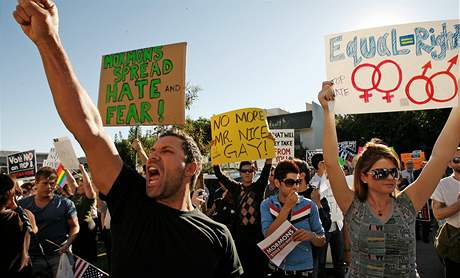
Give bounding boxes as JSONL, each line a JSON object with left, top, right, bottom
{"left": 261, "top": 160, "right": 326, "bottom": 277}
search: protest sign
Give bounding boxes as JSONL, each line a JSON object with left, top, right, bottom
{"left": 325, "top": 20, "right": 460, "bottom": 114}
{"left": 305, "top": 149, "right": 323, "bottom": 164}
{"left": 270, "top": 129, "right": 295, "bottom": 164}
{"left": 338, "top": 141, "right": 357, "bottom": 165}
{"left": 53, "top": 137, "right": 80, "bottom": 170}
{"left": 42, "top": 147, "right": 61, "bottom": 169}
{"left": 257, "top": 221, "right": 300, "bottom": 267}
{"left": 98, "top": 42, "right": 186, "bottom": 126}
{"left": 7, "top": 150, "right": 37, "bottom": 179}
{"left": 417, "top": 202, "right": 431, "bottom": 221}
{"left": 400, "top": 150, "right": 426, "bottom": 170}
{"left": 338, "top": 141, "right": 357, "bottom": 153}
{"left": 210, "top": 108, "right": 275, "bottom": 164}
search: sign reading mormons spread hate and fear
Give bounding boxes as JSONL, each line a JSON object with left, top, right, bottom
{"left": 325, "top": 20, "right": 460, "bottom": 114}
{"left": 98, "top": 42, "right": 186, "bottom": 126}
{"left": 7, "top": 150, "right": 37, "bottom": 179}
{"left": 257, "top": 221, "right": 300, "bottom": 267}
{"left": 211, "top": 108, "right": 276, "bottom": 164}
{"left": 270, "top": 129, "right": 295, "bottom": 164}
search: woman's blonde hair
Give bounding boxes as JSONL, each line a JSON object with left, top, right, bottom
{"left": 353, "top": 142, "right": 400, "bottom": 202}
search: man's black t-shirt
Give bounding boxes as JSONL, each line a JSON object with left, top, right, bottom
{"left": 100, "top": 164, "right": 243, "bottom": 278}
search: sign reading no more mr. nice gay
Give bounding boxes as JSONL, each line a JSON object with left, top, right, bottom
{"left": 325, "top": 20, "right": 460, "bottom": 114}
{"left": 98, "top": 42, "right": 186, "bottom": 126}
{"left": 211, "top": 108, "right": 276, "bottom": 165}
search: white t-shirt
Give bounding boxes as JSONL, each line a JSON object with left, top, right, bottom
{"left": 311, "top": 173, "right": 343, "bottom": 232}
{"left": 431, "top": 175, "right": 460, "bottom": 228}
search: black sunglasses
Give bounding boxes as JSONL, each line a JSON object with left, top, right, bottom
{"left": 282, "top": 178, "right": 302, "bottom": 187}
{"left": 240, "top": 169, "right": 254, "bottom": 174}
{"left": 368, "top": 168, "right": 400, "bottom": 180}
{"left": 452, "top": 157, "right": 460, "bottom": 164}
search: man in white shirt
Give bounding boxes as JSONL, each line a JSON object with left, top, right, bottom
{"left": 311, "top": 153, "right": 345, "bottom": 278}
{"left": 401, "top": 160, "right": 415, "bottom": 188}
{"left": 432, "top": 147, "right": 460, "bottom": 276}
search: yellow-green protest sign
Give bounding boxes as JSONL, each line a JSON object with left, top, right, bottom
{"left": 211, "top": 108, "right": 275, "bottom": 164}
{"left": 98, "top": 42, "right": 186, "bottom": 126}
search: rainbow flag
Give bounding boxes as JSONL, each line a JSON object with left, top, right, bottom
{"left": 56, "top": 164, "right": 67, "bottom": 188}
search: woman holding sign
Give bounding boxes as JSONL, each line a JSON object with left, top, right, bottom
{"left": 318, "top": 81, "right": 460, "bottom": 277}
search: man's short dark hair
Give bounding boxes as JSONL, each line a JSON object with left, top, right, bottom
{"left": 0, "top": 174, "right": 15, "bottom": 207}
{"left": 159, "top": 128, "right": 202, "bottom": 188}
{"left": 292, "top": 158, "right": 311, "bottom": 184}
{"left": 35, "top": 167, "right": 57, "bottom": 182}
{"left": 311, "top": 153, "right": 324, "bottom": 171}
{"left": 274, "top": 160, "right": 299, "bottom": 181}
{"left": 239, "top": 161, "right": 253, "bottom": 171}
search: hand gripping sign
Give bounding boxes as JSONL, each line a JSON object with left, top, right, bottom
{"left": 210, "top": 108, "right": 276, "bottom": 164}
{"left": 325, "top": 20, "right": 460, "bottom": 114}
{"left": 257, "top": 221, "right": 300, "bottom": 267}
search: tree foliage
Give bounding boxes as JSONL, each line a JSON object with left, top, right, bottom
{"left": 335, "top": 108, "right": 451, "bottom": 157}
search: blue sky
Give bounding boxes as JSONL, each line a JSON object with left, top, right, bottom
{"left": 1, "top": 0, "right": 458, "bottom": 156}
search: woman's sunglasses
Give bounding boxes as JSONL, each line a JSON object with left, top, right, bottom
{"left": 368, "top": 168, "right": 400, "bottom": 180}
{"left": 282, "top": 178, "right": 302, "bottom": 187}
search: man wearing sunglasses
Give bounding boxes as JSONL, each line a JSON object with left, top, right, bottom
{"left": 260, "top": 160, "right": 325, "bottom": 277}
{"left": 214, "top": 159, "right": 272, "bottom": 278}
{"left": 431, "top": 148, "right": 460, "bottom": 276}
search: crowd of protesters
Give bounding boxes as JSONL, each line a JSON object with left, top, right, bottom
{"left": 2, "top": 0, "right": 460, "bottom": 277}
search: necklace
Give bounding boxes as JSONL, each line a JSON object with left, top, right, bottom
{"left": 369, "top": 199, "right": 389, "bottom": 217}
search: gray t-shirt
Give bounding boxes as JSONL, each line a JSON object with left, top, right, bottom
{"left": 345, "top": 192, "right": 418, "bottom": 278}
{"left": 19, "top": 195, "right": 77, "bottom": 256}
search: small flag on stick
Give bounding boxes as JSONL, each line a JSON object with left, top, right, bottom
{"left": 56, "top": 163, "right": 67, "bottom": 188}
{"left": 74, "top": 255, "right": 107, "bottom": 278}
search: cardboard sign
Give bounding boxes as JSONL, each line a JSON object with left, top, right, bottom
{"left": 53, "top": 137, "right": 80, "bottom": 170}
{"left": 7, "top": 150, "right": 37, "bottom": 179}
{"left": 400, "top": 150, "right": 426, "bottom": 170}
{"left": 42, "top": 147, "right": 61, "bottom": 169}
{"left": 98, "top": 42, "right": 186, "bottom": 126}
{"left": 325, "top": 20, "right": 460, "bottom": 114}
{"left": 210, "top": 108, "right": 275, "bottom": 164}
{"left": 257, "top": 221, "right": 300, "bottom": 267}
{"left": 270, "top": 129, "right": 295, "bottom": 164}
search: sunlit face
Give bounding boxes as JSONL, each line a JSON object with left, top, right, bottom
{"left": 361, "top": 158, "right": 398, "bottom": 195}
{"left": 145, "top": 136, "right": 187, "bottom": 200}
{"left": 239, "top": 165, "right": 255, "bottom": 186}
{"left": 35, "top": 175, "right": 57, "bottom": 199}
{"left": 276, "top": 172, "right": 301, "bottom": 198}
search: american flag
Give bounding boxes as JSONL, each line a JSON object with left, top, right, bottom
{"left": 74, "top": 256, "right": 106, "bottom": 278}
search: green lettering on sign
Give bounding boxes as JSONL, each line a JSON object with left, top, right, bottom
{"left": 126, "top": 103, "right": 140, "bottom": 124}
{"left": 116, "top": 105, "right": 127, "bottom": 124}
{"left": 140, "top": 102, "right": 153, "bottom": 123}
{"left": 118, "top": 83, "right": 134, "bottom": 101}
{"left": 106, "top": 83, "right": 118, "bottom": 103}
